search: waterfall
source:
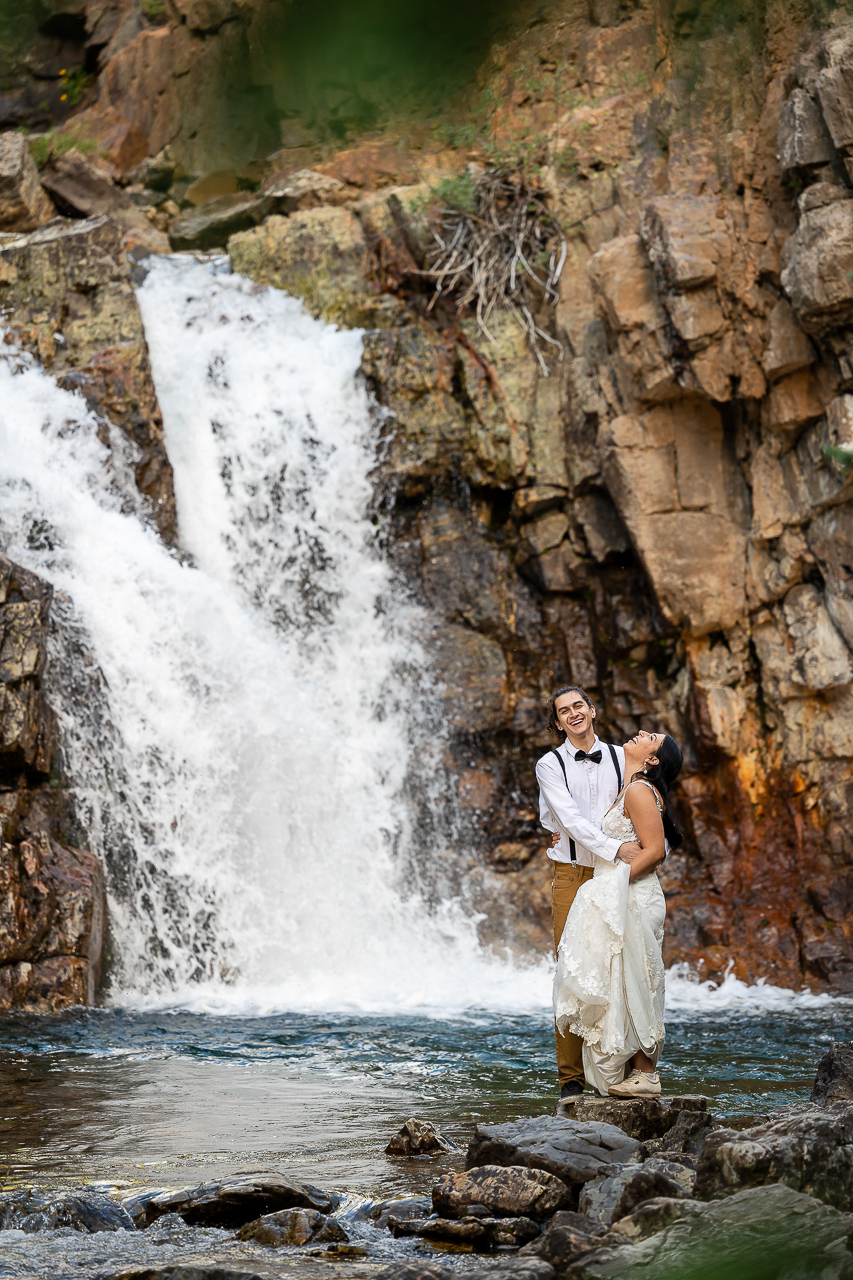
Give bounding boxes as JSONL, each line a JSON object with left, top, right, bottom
{"left": 0, "top": 254, "right": 546, "bottom": 1014}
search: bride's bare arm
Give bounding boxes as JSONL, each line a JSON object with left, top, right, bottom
{"left": 622, "top": 782, "right": 666, "bottom": 881}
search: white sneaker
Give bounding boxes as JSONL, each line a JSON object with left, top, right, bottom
{"left": 608, "top": 1069, "right": 661, "bottom": 1097}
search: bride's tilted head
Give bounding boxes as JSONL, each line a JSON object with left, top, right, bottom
{"left": 623, "top": 730, "right": 684, "bottom": 849}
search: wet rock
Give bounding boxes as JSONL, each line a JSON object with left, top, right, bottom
{"left": 388, "top": 1214, "right": 490, "bottom": 1244}
{"left": 0, "top": 132, "right": 54, "bottom": 231}
{"left": 373, "top": 1265, "right": 452, "bottom": 1280}
{"left": 517, "top": 1209, "right": 610, "bottom": 1274}
{"left": 169, "top": 192, "right": 273, "bottom": 251}
{"left": 557, "top": 1096, "right": 707, "bottom": 1144}
{"left": 466, "top": 1116, "right": 643, "bottom": 1200}
{"left": 0, "top": 1188, "right": 134, "bottom": 1232}
{"left": 141, "top": 1173, "right": 334, "bottom": 1228}
{"left": 578, "top": 1159, "right": 693, "bottom": 1226}
{"left": 235, "top": 1206, "right": 347, "bottom": 1246}
{"left": 433, "top": 1165, "right": 571, "bottom": 1220}
{"left": 0, "top": 825, "right": 105, "bottom": 1012}
{"left": 812, "top": 1040, "right": 853, "bottom": 1105}
{"left": 0, "top": 217, "right": 175, "bottom": 540}
{"left": 550, "top": 1185, "right": 853, "bottom": 1280}
{"left": 694, "top": 1102, "right": 853, "bottom": 1209}
{"left": 51, "top": 1192, "right": 136, "bottom": 1233}
{"left": 431, "top": 626, "right": 508, "bottom": 733}
{"left": 0, "top": 556, "right": 54, "bottom": 776}
{"left": 105, "top": 1268, "right": 270, "bottom": 1280}
{"left": 120, "top": 1189, "right": 172, "bottom": 1229}
{"left": 385, "top": 1117, "right": 458, "bottom": 1156}
{"left": 39, "top": 150, "right": 168, "bottom": 253}
{"left": 389, "top": 1214, "right": 540, "bottom": 1247}
{"left": 368, "top": 1195, "right": 433, "bottom": 1229}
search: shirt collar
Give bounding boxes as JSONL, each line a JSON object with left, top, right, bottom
{"left": 564, "top": 733, "right": 602, "bottom": 756}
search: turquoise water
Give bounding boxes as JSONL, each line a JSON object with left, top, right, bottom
{"left": 0, "top": 1004, "right": 849, "bottom": 1192}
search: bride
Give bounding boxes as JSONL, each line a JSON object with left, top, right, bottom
{"left": 552, "top": 730, "right": 683, "bottom": 1098}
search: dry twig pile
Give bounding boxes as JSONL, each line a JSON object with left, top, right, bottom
{"left": 425, "top": 166, "right": 567, "bottom": 374}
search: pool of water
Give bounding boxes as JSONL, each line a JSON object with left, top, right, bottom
{"left": 0, "top": 999, "right": 849, "bottom": 1277}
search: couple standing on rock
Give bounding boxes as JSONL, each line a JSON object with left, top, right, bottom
{"left": 536, "top": 685, "right": 684, "bottom": 1102}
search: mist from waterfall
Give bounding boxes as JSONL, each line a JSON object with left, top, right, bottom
{"left": 0, "top": 254, "right": 549, "bottom": 1013}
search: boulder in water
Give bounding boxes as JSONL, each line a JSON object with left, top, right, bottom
{"left": 0, "top": 1188, "right": 134, "bottom": 1233}
{"left": 433, "top": 1166, "right": 571, "bottom": 1219}
{"left": 465, "top": 1116, "right": 643, "bottom": 1200}
{"left": 388, "top": 1213, "right": 540, "bottom": 1248}
{"left": 368, "top": 1195, "right": 433, "bottom": 1229}
{"left": 694, "top": 1102, "right": 853, "bottom": 1210}
{"left": 141, "top": 1172, "right": 334, "bottom": 1228}
{"left": 236, "top": 1206, "right": 347, "bottom": 1246}
{"left": 385, "top": 1117, "right": 458, "bottom": 1156}
{"left": 811, "top": 1040, "right": 853, "bottom": 1105}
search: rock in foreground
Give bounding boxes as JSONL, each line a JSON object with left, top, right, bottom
{"left": 578, "top": 1159, "right": 694, "bottom": 1226}
{"left": 549, "top": 1185, "right": 853, "bottom": 1279}
{"left": 433, "top": 1165, "right": 571, "bottom": 1219}
{"left": 466, "top": 1116, "right": 643, "bottom": 1198}
{"left": 140, "top": 1173, "right": 333, "bottom": 1228}
{"left": 695, "top": 1102, "right": 853, "bottom": 1210}
{"left": 388, "top": 1213, "right": 540, "bottom": 1248}
{"left": 236, "top": 1207, "right": 347, "bottom": 1245}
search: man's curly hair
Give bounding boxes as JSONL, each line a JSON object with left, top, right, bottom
{"left": 547, "top": 685, "right": 593, "bottom": 739}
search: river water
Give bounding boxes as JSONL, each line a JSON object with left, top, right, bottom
{"left": 0, "top": 255, "right": 851, "bottom": 1276}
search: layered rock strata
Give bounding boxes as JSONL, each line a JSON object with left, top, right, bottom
{"left": 0, "top": 556, "right": 105, "bottom": 1010}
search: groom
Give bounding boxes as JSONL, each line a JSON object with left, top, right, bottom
{"left": 536, "top": 685, "right": 641, "bottom": 1102}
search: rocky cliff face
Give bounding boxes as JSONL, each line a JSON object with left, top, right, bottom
{"left": 0, "top": 556, "right": 105, "bottom": 1010}
{"left": 4, "top": 0, "right": 853, "bottom": 995}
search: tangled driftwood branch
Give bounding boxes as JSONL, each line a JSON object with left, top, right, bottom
{"left": 425, "top": 166, "right": 567, "bottom": 375}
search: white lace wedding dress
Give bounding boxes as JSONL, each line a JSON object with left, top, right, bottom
{"left": 553, "top": 780, "right": 667, "bottom": 1096}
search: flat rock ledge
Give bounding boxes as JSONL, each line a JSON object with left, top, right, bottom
{"left": 466, "top": 1115, "right": 644, "bottom": 1199}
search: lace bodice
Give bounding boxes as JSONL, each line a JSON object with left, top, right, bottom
{"left": 600, "top": 781, "right": 664, "bottom": 850}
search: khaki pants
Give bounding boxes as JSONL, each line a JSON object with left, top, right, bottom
{"left": 552, "top": 861, "right": 594, "bottom": 1085}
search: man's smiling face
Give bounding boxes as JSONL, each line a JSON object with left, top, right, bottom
{"left": 554, "top": 691, "right": 595, "bottom": 745}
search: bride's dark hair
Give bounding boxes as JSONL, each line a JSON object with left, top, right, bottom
{"left": 633, "top": 734, "right": 684, "bottom": 850}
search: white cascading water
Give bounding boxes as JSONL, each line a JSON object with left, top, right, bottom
{"left": 0, "top": 254, "right": 836, "bottom": 1017}
{"left": 0, "top": 254, "right": 548, "bottom": 1013}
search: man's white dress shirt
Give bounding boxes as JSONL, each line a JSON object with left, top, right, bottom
{"left": 536, "top": 734, "right": 626, "bottom": 867}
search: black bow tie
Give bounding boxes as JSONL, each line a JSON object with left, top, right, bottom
{"left": 575, "top": 749, "right": 602, "bottom": 763}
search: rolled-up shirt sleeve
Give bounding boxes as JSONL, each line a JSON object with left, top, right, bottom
{"left": 536, "top": 757, "right": 623, "bottom": 863}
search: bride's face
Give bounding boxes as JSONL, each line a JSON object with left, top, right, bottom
{"left": 623, "top": 729, "right": 664, "bottom": 774}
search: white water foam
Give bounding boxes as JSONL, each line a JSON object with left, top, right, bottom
{"left": 0, "top": 255, "right": 549, "bottom": 1014}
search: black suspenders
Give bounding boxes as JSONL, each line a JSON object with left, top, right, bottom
{"left": 548, "top": 744, "right": 622, "bottom": 862}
